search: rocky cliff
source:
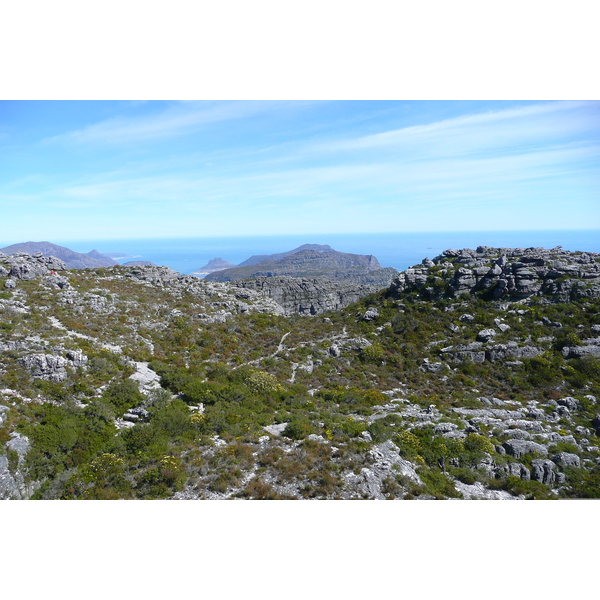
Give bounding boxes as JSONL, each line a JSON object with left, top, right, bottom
{"left": 232, "top": 269, "right": 398, "bottom": 315}
{"left": 389, "top": 245, "right": 600, "bottom": 302}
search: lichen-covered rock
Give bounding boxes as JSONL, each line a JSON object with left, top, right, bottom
{"left": 231, "top": 276, "right": 389, "bottom": 316}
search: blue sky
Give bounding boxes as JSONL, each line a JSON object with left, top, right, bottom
{"left": 0, "top": 100, "right": 598, "bottom": 243}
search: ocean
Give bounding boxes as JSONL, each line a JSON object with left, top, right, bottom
{"left": 57, "top": 230, "right": 600, "bottom": 276}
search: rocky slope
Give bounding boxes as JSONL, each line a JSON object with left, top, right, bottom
{"left": 1, "top": 246, "right": 599, "bottom": 500}
{"left": 231, "top": 269, "right": 398, "bottom": 315}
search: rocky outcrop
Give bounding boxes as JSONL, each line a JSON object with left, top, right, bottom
{"left": 389, "top": 246, "right": 600, "bottom": 302}
{"left": 502, "top": 439, "right": 548, "bottom": 459}
{"left": 0, "top": 251, "right": 67, "bottom": 281}
{"left": 531, "top": 459, "right": 558, "bottom": 485}
{"left": 230, "top": 276, "right": 389, "bottom": 316}
{"left": 0, "top": 432, "right": 37, "bottom": 500}
{"left": 341, "top": 440, "right": 422, "bottom": 499}
{"left": 17, "top": 350, "right": 88, "bottom": 382}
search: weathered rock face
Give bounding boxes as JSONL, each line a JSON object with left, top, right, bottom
{"left": 16, "top": 350, "right": 88, "bottom": 382}
{"left": 531, "top": 459, "right": 558, "bottom": 485}
{"left": 389, "top": 246, "right": 600, "bottom": 302}
{"left": 503, "top": 439, "right": 548, "bottom": 459}
{"left": 231, "top": 276, "right": 389, "bottom": 316}
{"left": 341, "top": 440, "right": 423, "bottom": 499}
{"left": 0, "top": 432, "right": 37, "bottom": 500}
{"left": 18, "top": 354, "right": 69, "bottom": 382}
{"left": 552, "top": 452, "right": 581, "bottom": 469}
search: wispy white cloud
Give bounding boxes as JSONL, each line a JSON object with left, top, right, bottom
{"left": 42, "top": 140, "right": 597, "bottom": 213}
{"left": 42, "top": 101, "right": 288, "bottom": 146}
{"left": 314, "top": 101, "right": 597, "bottom": 155}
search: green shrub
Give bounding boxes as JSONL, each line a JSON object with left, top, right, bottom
{"left": 283, "top": 417, "right": 313, "bottom": 440}
{"left": 464, "top": 433, "right": 495, "bottom": 454}
{"left": 102, "top": 379, "right": 144, "bottom": 416}
{"left": 419, "top": 468, "right": 462, "bottom": 499}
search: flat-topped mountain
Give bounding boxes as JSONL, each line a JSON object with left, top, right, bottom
{"left": 205, "top": 247, "right": 385, "bottom": 282}
{"left": 237, "top": 243, "right": 334, "bottom": 267}
{"left": 122, "top": 261, "right": 158, "bottom": 267}
{"left": 0, "top": 241, "right": 117, "bottom": 269}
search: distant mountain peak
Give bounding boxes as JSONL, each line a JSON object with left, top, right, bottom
{"left": 237, "top": 244, "right": 333, "bottom": 268}
{"left": 205, "top": 245, "right": 387, "bottom": 283}
{"left": 193, "top": 257, "right": 238, "bottom": 275}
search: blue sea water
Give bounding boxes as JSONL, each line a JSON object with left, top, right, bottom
{"left": 58, "top": 230, "right": 600, "bottom": 276}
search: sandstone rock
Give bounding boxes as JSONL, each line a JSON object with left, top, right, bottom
{"left": 506, "top": 462, "right": 531, "bottom": 481}
{"left": 232, "top": 276, "right": 391, "bottom": 316}
{"left": 362, "top": 308, "right": 379, "bottom": 321}
{"left": 45, "top": 274, "right": 70, "bottom": 289}
{"left": 441, "top": 342, "right": 485, "bottom": 363}
{"left": 434, "top": 422, "right": 458, "bottom": 434}
{"left": 18, "top": 354, "right": 68, "bottom": 382}
{"left": 531, "top": 459, "right": 557, "bottom": 485}
{"left": 552, "top": 452, "right": 581, "bottom": 469}
{"left": 66, "top": 349, "right": 88, "bottom": 367}
{"left": 503, "top": 439, "right": 548, "bottom": 459}
{"left": 420, "top": 358, "right": 445, "bottom": 373}
{"left": 477, "top": 328, "right": 497, "bottom": 342}
{"left": 557, "top": 396, "right": 580, "bottom": 412}
{"left": 562, "top": 345, "right": 600, "bottom": 359}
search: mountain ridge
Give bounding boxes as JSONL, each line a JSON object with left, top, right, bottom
{"left": 205, "top": 247, "right": 385, "bottom": 282}
{"left": 0, "top": 241, "right": 117, "bottom": 269}
{"left": 236, "top": 243, "right": 334, "bottom": 267}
